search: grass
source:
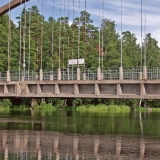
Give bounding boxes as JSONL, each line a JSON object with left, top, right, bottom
{"left": 76, "top": 104, "right": 130, "bottom": 113}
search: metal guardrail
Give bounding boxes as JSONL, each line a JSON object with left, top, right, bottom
{"left": 147, "top": 67, "right": 160, "bottom": 79}
{"left": 1, "top": 67, "right": 160, "bottom": 81}
{"left": 123, "top": 67, "right": 142, "bottom": 80}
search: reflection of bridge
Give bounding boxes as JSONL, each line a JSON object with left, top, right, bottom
{"left": 0, "top": 1, "right": 160, "bottom": 99}
{"left": 1, "top": 130, "right": 160, "bottom": 159}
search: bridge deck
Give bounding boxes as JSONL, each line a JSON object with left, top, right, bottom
{"left": 0, "top": 80, "right": 160, "bottom": 99}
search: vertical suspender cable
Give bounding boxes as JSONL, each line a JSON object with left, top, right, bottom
{"left": 40, "top": 0, "right": 44, "bottom": 69}
{"left": 59, "top": 0, "right": 62, "bottom": 69}
{"left": 72, "top": 0, "right": 74, "bottom": 79}
{"left": 98, "top": 0, "right": 101, "bottom": 68}
{"left": 22, "top": 0, "right": 27, "bottom": 80}
{"left": 28, "top": 0, "right": 31, "bottom": 80}
{"left": 77, "top": 0, "right": 80, "bottom": 68}
{"left": 101, "top": 0, "right": 104, "bottom": 71}
{"left": 51, "top": 0, "right": 54, "bottom": 71}
{"left": 67, "top": 0, "right": 70, "bottom": 65}
{"left": 144, "top": 0, "right": 146, "bottom": 66}
{"left": 19, "top": 0, "right": 23, "bottom": 81}
{"left": 8, "top": 1, "right": 11, "bottom": 72}
{"left": 140, "top": 0, "right": 143, "bottom": 69}
{"left": 120, "top": 0, "right": 123, "bottom": 67}
{"left": 84, "top": 0, "right": 86, "bottom": 69}
{"left": 63, "top": 0, "right": 66, "bottom": 72}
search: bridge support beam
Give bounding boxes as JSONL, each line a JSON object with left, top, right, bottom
{"left": 143, "top": 66, "right": 147, "bottom": 80}
{"left": 119, "top": 67, "right": 123, "bottom": 80}
{"left": 6, "top": 70, "right": 10, "bottom": 81}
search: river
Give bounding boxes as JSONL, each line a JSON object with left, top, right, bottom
{"left": 0, "top": 109, "right": 160, "bottom": 159}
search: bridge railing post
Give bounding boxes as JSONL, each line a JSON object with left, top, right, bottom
{"left": 143, "top": 66, "right": 147, "bottom": 80}
{"left": 77, "top": 68, "right": 80, "bottom": 80}
{"left": 97, "top": 67, "right": 101, "bottom": 80}
{"left": 6, "top": 70, "right": 10, "bottom": 81}
{"left": 58, "top": 69, "right": 61, "bottom": 80}
{"left": 39, "top": 69, "right": 43, "bottom": 81}
{"left": 119, "top": 67, "right": 123, "bottom": 80}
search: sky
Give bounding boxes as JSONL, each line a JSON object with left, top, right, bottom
{"left": 1, "top": 0, "right": 160, "bottom": 46}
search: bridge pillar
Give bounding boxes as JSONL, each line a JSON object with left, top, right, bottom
{"left": 97, "top": 67, "right": 101, "bottom": 80}
{"left": 39, "top": 69, "right": 43, "bottom": 81}
{"left": 77, "top": 68, "right": 80, "bottom": 80}
{"left": 6, "top": 70, "right": 10, "bottom": 81}
{"left": 143, "top": 66, "right": 147, "bottom": 80}
{"left": 119, "top": 67, "right": 123, "bottom": 80}
{"left": 58, "top": 69, "right": 61, "bottom": 80}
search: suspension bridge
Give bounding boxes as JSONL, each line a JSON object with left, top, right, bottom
{"left": 0, "top": 0, "right": 160, "bottom": 99}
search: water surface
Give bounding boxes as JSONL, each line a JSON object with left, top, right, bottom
{"left": 0, "top": 110, "right": 160, "bottom": 159}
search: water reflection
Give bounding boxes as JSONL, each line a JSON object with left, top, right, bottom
{"left": 1, "top": 130, "right": 160, "bottom": 159}
{"left": 0, "top": 110, "right": 160, "bottom": 159}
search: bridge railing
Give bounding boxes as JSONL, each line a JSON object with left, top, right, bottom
{"left": 43, "top": 70, "right": 58, "bottom": 80}
{"left": 1, "top": 67, "right": 160, "bottom": 81}
{"left": 10, "top": 71, "right": 39, "bottom": 81}
{"left": 102, "top": 68, "right": 119, "bottom": 80}
{"left": 61, "top": 68, "right": 77, "bottom": 80}
{"left": 147, "top": 67, "right": 160, "bottom": 79}
{"left": 123, "top": 67, "right": 142, "bottom": 80}
{"left": 0, "top": 72, "right": 7, "bottom": 81}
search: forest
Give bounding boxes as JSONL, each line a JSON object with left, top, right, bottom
{"left": 0, "top": 6, "right": 160, "bottom": 108}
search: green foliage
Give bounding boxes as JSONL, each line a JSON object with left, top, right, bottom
{"left": 0, "top": 99, "right": 12, "bottom": 109}
{"left": 76, "top": 104, "right": 130, "bottom": 113}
